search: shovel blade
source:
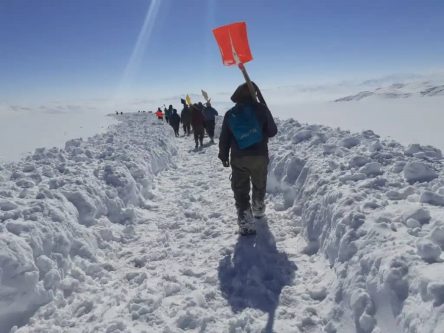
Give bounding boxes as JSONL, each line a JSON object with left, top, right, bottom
{"left": 213, "top": 22, "right": 253, "bottom": 66}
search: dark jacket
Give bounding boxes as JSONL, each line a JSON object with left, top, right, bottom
{"left": 218, "top": 83, "right": 277, "bottom": 161}
{"left": 191, "top": 104, "right": 205, "bottom": 131}
{"left": 169, "top": 111, "right": 181, "bottom": 128}
{"left": 166, "top": 106, "right": 173, "bottom": 118}
{"left": 203, "top": 106, "right": 218, "bottom": 122}
{"left": 181, "top": 106, "right": 191, "bottom": 124}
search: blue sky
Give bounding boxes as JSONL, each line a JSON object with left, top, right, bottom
{"left": 1, "top": 0, "right": 444, "bottom": 109}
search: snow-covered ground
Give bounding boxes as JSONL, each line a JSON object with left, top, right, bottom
{"left": 0, "top": 110, "right": 116, "bottom": 162}
{"left": 268, "top": 96, "right": 444, "bottom": 152}
{"left": 0, "top": 114, "right": 176, "bottom": 332}
{"left": 268, "top": 120, "right": 444, "bottom": 333}
{"left": 1, "top": 113, "right": 444, "bottom": 332}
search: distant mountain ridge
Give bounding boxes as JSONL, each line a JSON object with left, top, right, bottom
{"left": 335, "top": 81, "right": 444, "bottom": 102}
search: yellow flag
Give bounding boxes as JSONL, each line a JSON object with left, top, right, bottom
{"left": 186, "top": 95, "right": 192, "bottom": 105}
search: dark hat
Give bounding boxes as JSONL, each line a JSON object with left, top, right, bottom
{"left": 231, "top": 82, "right": 259, "bottom": 103}
{"left": 192, "top": 103, "right": 203, "bottom": 111}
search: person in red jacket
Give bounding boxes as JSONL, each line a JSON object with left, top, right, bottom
{"left": 155, "top": 108, "right": 164, "bottom": 120}
{"left": 191, "top": 103, "right": 205, "bottom": 149}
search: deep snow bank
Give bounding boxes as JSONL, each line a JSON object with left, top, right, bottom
{"left": 267, "top": 119, "right": 444, "bottom": 332}
{"left": 0, "top": 114, "right": 177, "bottom": 332}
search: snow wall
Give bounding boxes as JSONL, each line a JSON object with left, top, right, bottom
{"left": 0, "top": 114, "right": 177, "bottom": 332}
{"left": 2, "top": 112, "right": 444, "bottom": 332}
{"left": 267, "top": 119, "right": 444, "bottom": 333}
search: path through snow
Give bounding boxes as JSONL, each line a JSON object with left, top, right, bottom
{"left": 16, "top": 127, "right": 334, "bottom": 333}
{"left": 8, "top": 113, "right": 444, "bottom": 333}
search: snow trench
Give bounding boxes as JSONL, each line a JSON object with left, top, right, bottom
{"left": 0, "top": 114, "right": 177, "bottom": 332}
{"left": 267, "top": 119, "right": 444, "bottom": 333}
{"left": 1, "top": 112, "right": 444, "bottom": 332}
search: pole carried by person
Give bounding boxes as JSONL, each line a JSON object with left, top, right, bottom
{"left": 213, "top": 21, "right": 277, "bottom": 236}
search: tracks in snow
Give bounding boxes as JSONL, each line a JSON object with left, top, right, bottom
{"left": 20, "top": 136, "right": 335, "bottom": 333}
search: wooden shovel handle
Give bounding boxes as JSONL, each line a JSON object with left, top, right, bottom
{"left": 238, "top": 63, "right": 257, "bottom": 102}
{"left": 238, "top": 63, "right": 267, "bottom": 106}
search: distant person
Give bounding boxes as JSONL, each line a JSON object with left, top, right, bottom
{"left": 155, "top": 108, "right": 164, "bottom": 120}
{"left": 115, "top": 111, "right": 119, "bottom": 115}
{"left": 218, "top": 82, "right": 277, "bottom": 235}
{"left": 169, "top": 109, "right": 181, "bottom": 137}
{"left": 120, "top": 112, "right": 123, "bottom": 115}
{"left": 165, "top": 105, "right": 173, "bottom": 124}
{"left": 180, "top": 99, "right": 191, "bottom": 136}
{"left": 191, "top": 103, "right": 205, "bottom": 149}
{"left": 203, "top": 101, "right": 218, "bottom": 143}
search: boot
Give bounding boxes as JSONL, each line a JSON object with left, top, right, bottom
{"left": 237, "top": 208, "right": 256, "bottom": 235}
{"left": 252, "top": 200, "right": 265, "bottom": 218}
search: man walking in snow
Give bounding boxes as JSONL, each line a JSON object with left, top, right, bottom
{"left": 169, "top": 109, "right": 181, "bottom": 137}
{"left": 165, "top": 105, "right": 173, "bottom": 124}
{"left": 191, "top": 103, "right": 205, "bottom": 150}
{"left": 203, "top": 102, "right": 218, "bottom": 143}
{"left": 218, "top": 82, "right": 277, "bottom": 235}
{"left": 180, "top": 99, "right": 191, "bottom": 136}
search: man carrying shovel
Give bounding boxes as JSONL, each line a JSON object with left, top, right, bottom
{"left": 201, "top": 91, "right": 219, "bottom": 144}
{"left": 214, "top": 22, "right": 277, "bottom": 235}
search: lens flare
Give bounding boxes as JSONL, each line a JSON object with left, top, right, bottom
{"left": 113, "top": 0, "right": 161, "bottom": 107}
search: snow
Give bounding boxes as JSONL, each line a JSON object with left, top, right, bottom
{"left": 416, "top": 239, "right": 442, "bottom": 263}
{"left": 267, "top": 95, "right": 444, "bottom": 153}
{"left": 0, "top": 110, "right": 116, "bottom": 162}
{"left": 1, "top": 112, "right": 444, "bottom": 332}
{"left": 0, "top": 114, "right": 176, "bottom": 332}
{"left": 334, "top": 81, "right": 444, "bottom": 102}
{"left": 267, "top": 119, "right": 444, "bottom": 332}
{"left": 403, "top": 161, "right": 438, "bottom": 184}
{"left": 420, "top": 191, "right": 444, "bottom": 207}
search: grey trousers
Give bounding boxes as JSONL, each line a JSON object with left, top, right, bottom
{"left": 230, "top": 155, "right": 268, "bottom": 212}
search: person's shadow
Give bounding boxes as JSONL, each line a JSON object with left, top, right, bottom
{"left": 218, "top": 218, "right": 297, "bottom": 333}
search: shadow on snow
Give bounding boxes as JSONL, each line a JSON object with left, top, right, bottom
{"left": 218, "top": 218, "right": 297, "bottom": 332}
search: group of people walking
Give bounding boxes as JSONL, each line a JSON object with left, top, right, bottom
{"left": 155, "top": 100, "right": 219, "bottom": 149}
{"left": 154, "top": 81, "right": 277, "bottom": 236}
